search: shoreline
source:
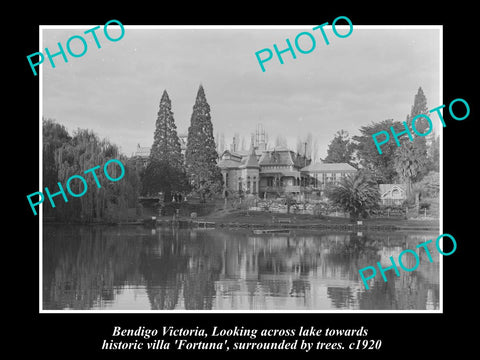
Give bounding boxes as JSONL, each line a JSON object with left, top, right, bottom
{"left": 43, "top": 210, "right": 440, "bottom": 232}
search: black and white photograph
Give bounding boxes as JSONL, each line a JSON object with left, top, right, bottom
{"left": 39, "top": 24, "right": 442, "bottom": 312}
{"left": 14, "top": 6, "right": 477, "bottom": 356}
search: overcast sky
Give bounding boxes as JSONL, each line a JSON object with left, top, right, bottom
{"left": 42, "top": 25, "right": 441, "bottom": 159}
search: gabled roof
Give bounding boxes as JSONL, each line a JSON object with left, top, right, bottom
{"left": 134, "top": 146, "right": 150, "bottom": 158}
{"left": 219, "top": 147, "right": 260, "bottom": 169}
{"left": 220, "top": 149, "right": 243, "bottom": 161}
{"left": 258, "top": 148, "right": 295, "bottom": 166}
{"left": 241, "top": 146, "right": 260, "bottom": 168}
{"left": 301, "top": 162, "right": 357, "bottom": 172}
{"left": 379, "top": 184, "right": 406, "bottom": 196}
{"left": 217, "top": 158, "right": 242, "bottom": 169}
{"left": 231, "top": 149, "right": 264, "bottom": 158}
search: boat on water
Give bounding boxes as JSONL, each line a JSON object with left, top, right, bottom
{"left": 252, "top": 229, "right": 291, "bottom": 235}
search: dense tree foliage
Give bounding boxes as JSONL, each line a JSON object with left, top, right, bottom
{"left": 352, "top": 119, "right": 404, "bottom": 183}
{"left": 43, "top": 118, "right": 71, "bottom": 193}
{"left": 417, "top": 171, "right": 439, "bottom": 198}
{"left": 43, "top": 120, "right": 141, "bottom": 222}
{"left": 185, "top": 85, "right": 223, "bottom": 201}
{"left": 325, "top": 171, "right": 380, "bottom": 221}
{"left": 324, "top": 129, "right": 355, "bottom": 166}
{"left": 394, "top": 87, "right": 429, "bottom": 195}
{"left": 427, "top": 135, "right": 440, "bottom": 173}
{"left": 142, "top": 90, "right": 189, "bottom": 201}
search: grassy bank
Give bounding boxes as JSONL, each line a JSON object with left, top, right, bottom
{"left": 152, "top": 208, "right": 439, "bottom": 231}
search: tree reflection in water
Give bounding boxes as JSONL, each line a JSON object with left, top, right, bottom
{"left": 43, "top": 226, "right": 440, "bottom": 310}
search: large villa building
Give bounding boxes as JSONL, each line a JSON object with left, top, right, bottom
{"left": 217, "top": 144, "right": 356, "bottom": 199}
{"left": 215, "top": 129, "right": 357, "bottom": 199}
{"left": 133, "top": 128, "right": 357, "bottom": 200}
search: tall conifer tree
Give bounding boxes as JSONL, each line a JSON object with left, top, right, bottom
{"left": 324, "top": 130, "right": 355, "bottom": 166}
{"left": 394, "top": 87, "right": 429, "bottom": 197}
{"left": 142, "top": 90, "right": 188, "bottom": 201}
{"left": 150, "top": 90, "right": 183, "bottom": 169}
{"left": 352, "top": 119, "right": 403, "bottom": 183}
{"left": 185, "top": 85, "right": 223, "bottom": 201}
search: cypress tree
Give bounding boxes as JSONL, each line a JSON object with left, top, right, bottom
{"left": 324, "top": 129, "right": 355, "bottom": 166}
{"left": 143, "top": 90, "right": 188, "bottom": 201}
{"left": 185, "top": 85, "right": 223, "bottom": 202}
{"left": 394, "top": 87, "right": 429, "bottom": 198}
{"left": 150, "top": 90, "right": 183, "bottom": 169}
{"left": 406, "top": 87, "right": 429, "bottom": 131}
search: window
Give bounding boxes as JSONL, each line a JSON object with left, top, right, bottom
{"left": 247, "top": 176, "right": 251, "bottom": 193}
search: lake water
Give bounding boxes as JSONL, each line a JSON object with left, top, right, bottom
{"left": 42, "top": 225, "right": 440, "bottom": 311}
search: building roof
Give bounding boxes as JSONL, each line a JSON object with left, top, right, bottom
{"left": 231, "top": 149, "right": 264, "bottom": 158}
{"left": 241, "top": 146, "right": 260, "bottom": 168}
{"left": 220, "top": 150, "right": 243, "bottom": 161}
{"left": 301, "top": 162, "right": 357, "bottom": 173}
{"left": 260, "top": 170, "right": 301, "bottom": 178}
{"left": 379, "top": 184, "right": 406, "bottom": 196}
{"left": 217, "top": 158, "right": 241, "bottom": 169}
{"left": 133, "top": 136, "right": 187, "bottom": 157}
{"left": 258, "top": 148, "right": 295, "bottom": 166}
{"left": 134, "top": 145, "right": 150, "bottom": 158}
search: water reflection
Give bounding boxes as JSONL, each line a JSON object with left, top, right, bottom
{"left": 43, "top": 225, "right": 440, "bottom": 311}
